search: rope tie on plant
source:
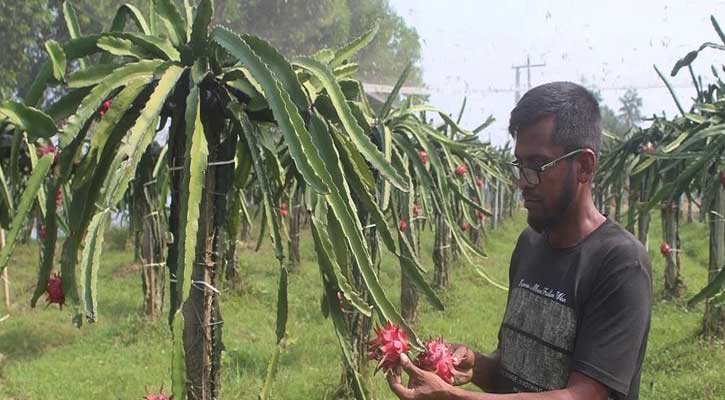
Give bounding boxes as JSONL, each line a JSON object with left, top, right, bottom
{"left": 93, "top": 204, "right": 112, "bottom": 213}
{"left": 168, "top": 158, "right": 234, "bottom": 171}
{"left": 143, "top": 211, "right": 159, "bottom": 219}
{"left": 207, "top": 159, "right": 236, "bottom": 167}
{"left": 142, "top": 262, "right": 166, "bottom": 268}
{"left": 191, "top": 280, "right": 221, "bottom": 295}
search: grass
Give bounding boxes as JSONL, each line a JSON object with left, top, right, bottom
{"left": 0, "top": 212, "right": 723, "bottom": 399}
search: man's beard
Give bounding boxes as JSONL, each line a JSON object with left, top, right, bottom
{"left": 527, "top": 169, "right": 576, "bottom": 233}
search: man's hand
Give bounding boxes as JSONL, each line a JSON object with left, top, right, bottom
{"left": 449, "top": 343, "right": 476, "bottom": 386}
{"left": 386, "top": 353, "right": 457, "bottom": 400}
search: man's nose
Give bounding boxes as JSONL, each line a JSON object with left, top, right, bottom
{"left": 517, "top": 174, "right": 533, "bottom": 191}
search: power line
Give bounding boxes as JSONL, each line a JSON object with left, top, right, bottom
{"left": 361, "top": 83, "right": 699, "bottom": 97}
{"left": 512, "top": 56, "right": 545, "bottom": 102}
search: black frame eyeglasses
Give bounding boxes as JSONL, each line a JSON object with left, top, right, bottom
{"left": 510, "top": 148, "right": 587, "bottom": 185}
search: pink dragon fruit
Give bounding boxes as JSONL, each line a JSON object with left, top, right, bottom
{"left": 368, "top": 322, "right": 410, "bottom": 373}
{"left": 415, "top": 337, "right": 456, "bottom": 384}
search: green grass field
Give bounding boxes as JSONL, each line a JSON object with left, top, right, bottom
{"left": 0, "top": 212, "right": 723, "bottom": 399}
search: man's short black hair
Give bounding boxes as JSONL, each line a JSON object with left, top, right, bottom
{"left": 508, "top": 82, "right": 602, "bottom": 155}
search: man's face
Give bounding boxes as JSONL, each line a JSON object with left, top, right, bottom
{"left": 513, "top": 117, "right": 578, "bottom": 233}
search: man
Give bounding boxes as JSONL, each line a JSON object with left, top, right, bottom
{"left": 387, "top": 82, "right": 652, "bottom": 400}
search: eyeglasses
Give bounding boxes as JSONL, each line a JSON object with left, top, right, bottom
{"left": 510, "top": 148, "right": 587, "bottom": 186}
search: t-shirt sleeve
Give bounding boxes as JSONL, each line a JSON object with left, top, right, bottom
{"left": 572, "top": 260, "right": 652, "bottom": 397}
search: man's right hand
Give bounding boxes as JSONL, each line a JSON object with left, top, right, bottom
{"left": 448, "top": 343, "right": 476, "bottom": 386}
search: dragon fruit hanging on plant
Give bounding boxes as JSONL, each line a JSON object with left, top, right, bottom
{"left": 454, "top": 164, "right": 468, "bottom": 177}
{"left": 412, "top": 202, "right": 422, "bottom": 218}
{"left": 46, "top": 272, "right": 64, "bottom": 309}
{"left": 418, "top": 150, "right": 429, "bottom": 165}
{"left": 280, "top": 202, "right": 289, "bottom": 218}
{"left": 660, "top": 242, "right": 672, "bottom": 257}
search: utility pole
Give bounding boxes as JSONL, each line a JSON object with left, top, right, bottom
{"left": 512, "top": 55, "right": 545, "bottom": 103}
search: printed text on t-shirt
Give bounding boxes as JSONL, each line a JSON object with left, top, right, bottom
{"left": 518, "top": 278, "right": 568, "bottom": 304}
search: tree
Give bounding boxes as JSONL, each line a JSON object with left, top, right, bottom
{"left": 212, "top": 0, "right": 423, "bottom": 84}
{"left": 345, "top": 0, "right": 423, "bottom": 85}
{"left": 0, "top": 0, "right": 424, "bottom": 108}
{"left": 587, "top": 86, "right": 629, "bottom": 137}
{"left": 67, "top": 0, "right": 424, "bottom": 85}
{"left": 0, "top": 2, "right": 60, "bottom": 99}
{"left": 601, "top": 105, "right": 630, "bottom": 137}
{"left": 618, "top": 88, "right": 643, "bottom": 129}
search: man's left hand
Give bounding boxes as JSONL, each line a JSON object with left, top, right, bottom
{"left": 386, "top": 353, "right": 457, "bottom": 400}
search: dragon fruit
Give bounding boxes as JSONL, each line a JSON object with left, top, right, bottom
{"left": 38, "top": 144, "right": 56, "bottom": 157}
{"left": 38, "top": 144, "right": 59, "bottom": 169}
{"left": 454, "top": 165, "right": 468, "bottom": 177}
{"left": 418, "top": 150, "right": 429, "bottom": 165}
{"left": 98, "top": 100, "right": 112, "bottom": 117}
{"left": 38, "top": 144, "right": 58, "bottom": 162}
{"left": 660, "top": 242, "right": 672, "bottom": 257}
{"left": 336, "top": 291, "right": 346, "bottom": 311}
{"left": 46, "top": 272, "right": 64, "bottom": 309}
{"left": 415, "top": 337, "right": 455, "bottom": 384}
{"left": 280, "top": 202, "right": 288, "bottom": 218}
{"left": 143, "top": 385, "right": 170, "bottom": 400}
{"left": 399, "top": 219, "right": 408, "bottom": 232}
{"left": 144, "top": 394, "right": 169, "bottom": 400}
{"left": 476, "top": 178, "right": 484, "bottom": 188}
{"left": 368, "top": 322, "right": 410, "bottom": 373}
{"left": 461, "top": 222, "right": 469, "bottom": 232}
{"left": 412, "top": 203, "right": 421, "bottom": 218}
{"left": 641, "top": 141, "right": 655, "bottom": 155}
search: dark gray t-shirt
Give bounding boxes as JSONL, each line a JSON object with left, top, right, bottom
{"left": 495, "top": 218, "right": 652, "bottom": 399}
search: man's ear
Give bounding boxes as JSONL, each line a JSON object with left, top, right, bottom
{"left": 577, "top": 149, "right": 597, "bottom": 183}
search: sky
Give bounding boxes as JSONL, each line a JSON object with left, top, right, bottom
{"left": 388, "top": 0, "right": 725, "bottom": 147}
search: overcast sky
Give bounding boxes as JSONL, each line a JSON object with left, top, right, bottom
{"left": 388, "top": 0, "right": 725, "bottom": 147}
